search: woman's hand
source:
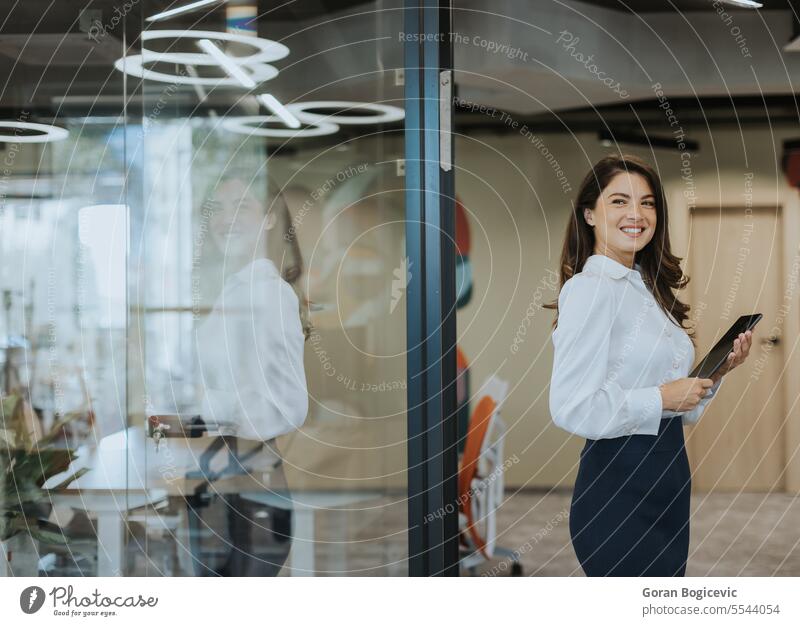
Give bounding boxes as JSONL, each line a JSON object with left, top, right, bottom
{"left": 710, "top": 329, "right": 753, "bottom": 384}
{"left": 659, "top": 377, "right": 714, "bottom": 412}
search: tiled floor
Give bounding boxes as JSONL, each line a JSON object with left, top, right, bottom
{"left": 477, "top": 489, "right": 800, "bottom": 576}
{"left": 107, "top": 488, "right": 800, "bottom": 576}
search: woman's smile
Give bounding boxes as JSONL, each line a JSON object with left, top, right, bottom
{"left": 620, "top": 224, "right": 647, "bottom": 238}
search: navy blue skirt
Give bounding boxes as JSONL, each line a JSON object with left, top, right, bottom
{"left": 569, "top": 416, "right": 691, "bottom": 576}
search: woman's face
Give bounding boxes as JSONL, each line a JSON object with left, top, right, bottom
{"left": 585, "top": 171, "right": 657, "bottom": 264}
{"left": 207, "top": 179, "right": 273, "bottom": 259}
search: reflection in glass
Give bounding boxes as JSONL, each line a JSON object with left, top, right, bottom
{"left": 176, "top": 174, "right": 309, "bottom": 576}
{"left": 1, "top": 0, "right": 407, "bottom": 578}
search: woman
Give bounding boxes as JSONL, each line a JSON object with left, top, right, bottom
{"left": 547, "top": 155, "right": 752, "bottom": 576}
{"left": 182, "top": 173, "right": 310, "bottom": 576}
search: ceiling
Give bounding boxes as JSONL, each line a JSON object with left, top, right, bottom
{"left": 455, "top": 94, "right": 800, "bottom": 135}
{"left": 580, "top": 0, "right": 790, "bottom": 11}
{"left": 144, "top": 0, "right": 377, "bottom": 24}
{"left": 1, "top": 0, "right": 799, "bottom": 134}
{"left": 0, "top": 0, "right": 399, "bottom": 120}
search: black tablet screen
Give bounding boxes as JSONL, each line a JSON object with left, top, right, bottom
{"left": 689, "top": 314, "right": 762, "bottom": 379}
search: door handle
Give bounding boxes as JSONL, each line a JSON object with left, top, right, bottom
{"left": 761, "top": 335, "right": 780, "bottom": 346}
{"left": 439, "top": 70, "right": 452, "bottom": 172}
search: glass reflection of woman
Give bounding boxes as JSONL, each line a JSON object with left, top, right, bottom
{"left": 185, "top": 173, "right": 309, "bottom": 576}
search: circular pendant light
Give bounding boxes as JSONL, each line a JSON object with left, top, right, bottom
{"left": 139, "top": 29, "right": 288, "bottom": 65}
{"left": 114, "top": 55, "right": 278, "bottom": 86}
{"left": 220, "top": 115, "right": 339, "bottom": 138}
{"left": 288, "top": 101, "right": 405, "bottom": 125}
{"left": 114, "top": 30, "right": 288, "bottom": 86}
{"left": 0, "top": 121, "right": 69, "bottom": 143}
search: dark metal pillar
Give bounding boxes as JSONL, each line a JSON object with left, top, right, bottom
{"left": 404, "top": 0, "right": 458, "bottom": 577}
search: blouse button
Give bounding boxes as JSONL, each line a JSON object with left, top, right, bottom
{"left": 672, "top": 360, "right": 680, "bottom": 369}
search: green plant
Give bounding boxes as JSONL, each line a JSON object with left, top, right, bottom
{"left": 0, "top": 394, "right": 89, "bottom": 543}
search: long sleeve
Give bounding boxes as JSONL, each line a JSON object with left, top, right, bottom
{"left": 681, "top": 375, "right": 723, "bottom": 425}
{"left": 198, "top": 265, "right": 308, "bottom": 441}
{"left": 549, "top": 274, "right": 663, "bottom": 439}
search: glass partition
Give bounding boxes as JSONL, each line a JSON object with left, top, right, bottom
{"left": 127, "top": 0, "right": 407, "bottom": 576}
{"left": 0, "top": 1, "right": 132, "bottom": 576}
{"left": 1, "top": 0, "right": 407, "bottom": 577}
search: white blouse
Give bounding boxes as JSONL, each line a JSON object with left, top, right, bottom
{"left": 195, "top": 258, "right": 308, "bottom": 443}
{"left": 549, "top": 254, "right": 723, "bottom": 440}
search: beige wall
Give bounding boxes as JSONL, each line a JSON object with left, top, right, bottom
{"left": 455, "top": 125, "right": 800, "bottom": 490}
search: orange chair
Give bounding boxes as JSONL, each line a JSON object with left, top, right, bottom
{"left": 457, "top": 376, "right": 522, "bottom": 575}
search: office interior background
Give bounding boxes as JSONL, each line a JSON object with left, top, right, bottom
{"left": 0, "top": 0, "right": 799, "bottom": 577}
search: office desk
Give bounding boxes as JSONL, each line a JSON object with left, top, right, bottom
{"left": 45, "top": 426, "right": 383, "bottom": 576}
{"left": 46, "top": 489, "right": 167, "bottom": 576}
{"left": 241, "top": 489, "right": 383, "bottom": 576}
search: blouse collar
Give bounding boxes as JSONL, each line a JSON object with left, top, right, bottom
{"left": 229, "top": 257, "right": 281, "bottom": 285}
{"left": 583, "top": 254, "right": 643, "bottom": 281}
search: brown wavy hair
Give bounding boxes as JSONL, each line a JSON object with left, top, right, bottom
{"left": 543, "top": 154, "right": 694, "bottom": 342}
{"left": 198, "top": 171, "right": 312, "bottom": 341}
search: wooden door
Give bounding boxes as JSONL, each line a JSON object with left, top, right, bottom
{"left": 686, "top": 206, "right": 785, "bottom": 492}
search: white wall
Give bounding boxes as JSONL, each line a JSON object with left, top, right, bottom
{"left": 455, "top": 123, "right": 800, "bottom": 489}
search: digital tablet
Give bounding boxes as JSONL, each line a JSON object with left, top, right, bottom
{"left": 689, "top": 314, "right": 762, "bottom": 379}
